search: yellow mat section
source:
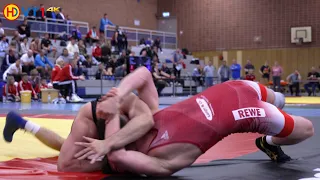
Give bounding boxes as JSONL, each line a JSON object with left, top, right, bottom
{"left": 0, "top": 117, "right": 72, "bottom": 161}
{"left": 286, "top": 97, "right": 320, "bottom": 104}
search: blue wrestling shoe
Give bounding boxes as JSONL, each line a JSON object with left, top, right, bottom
{"left": 3, "top": 111, "right": 27, "bottom": 143}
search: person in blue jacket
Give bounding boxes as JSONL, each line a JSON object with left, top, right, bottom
{"left": 99, "top": 13, "right": 115, "bottom": 35}
{"left": 230, "top": 59, "right": 242, "bottom": 80}
{"left": 34, "top": 50, "right": 54, "bottom": 77}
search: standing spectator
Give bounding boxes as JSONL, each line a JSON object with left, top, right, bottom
{"left": 41, "top": 33, "right": 57, "bottom": 57}
{"left": 3, "top": 59, "right": 22, "bottom": 81}
{"left": 2, "top": 76, "right": 20, "bottom": 102}
{"left": 287, "top": 70, "right": 301, "bottom": 96}
{"left": 18, "top": 73, "right": 38, "bottom": 100}
{"left": 86, "top": 26, "right": 100, "bottom": 46}
{"left": 230, "top": 59, "right": 241, "bottom": 80}
{"left": 20, "top": 37, "right": 30, "bottom": 55}
{"left": 244, "top": 59, "right": 254, "bottom": 75}
{"left": 0, "top": 20, "right": 5, "bottom": 38}
{"left": 17, "top": 19, "right": 31, "bottom": 38}
{"left": 46, "top": 6, "right": 57, "bottom": 39}
{"left": 153, "top": 37, "right": 163, "bottom": 53}
{"left": 92, "top": 41, "right": 102, "bottom": 62}
{"left": 172, "top": 49, "right": 183, "bottom": 79}
{"left": 72, "top": 25, "right": 82, "bottom": 41}
{"left": 304, "top": 67, "right": 320, "bottom": 96}
{"left": 259, "top": 61, "right": 271, "bottom": 85}
{"left": 203, "top": 61, "right": 215, "bottom": 87}
{"left": 35, "top": 50, "right": 54, "bottom": 77}
{"left": 36, "top": 4, "right": 46, "bottom": 21}
{"left": 271, "top": 61, "right": 283, "bottom": 92}
{"left": 20, "top": 50, "right": 35, "bottom": 74}
{"left": 218, "top": 60, "right": 231, "bottom": 83}
{"left": 99, "top": 13, "right": 114, "bottom": 38}
{"left": 30, "top": 37, "right": 41, "bottom": 57}
{"left": 56, "top": 8, "right": 66, "bottom": 32}
{"left": 1, "top": 49, "right": 16, "bottom": 72}
{"left": 0, "top": 36, "right": 9, "bottom": 60}
{"left": 245, "top": 69, "right": 256, "bottom": 81}
{"left": 114, "top": 26, "right": 126, "bottom": 52}
{"left": 66, "top": 38, "right": 79, "bottom": 58}
{"left": 192, "top": 64, "right": 203, "bottom": 86}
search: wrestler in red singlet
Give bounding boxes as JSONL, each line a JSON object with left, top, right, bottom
{"left": 146, "top": 80, "right": 294, "bottom": 153}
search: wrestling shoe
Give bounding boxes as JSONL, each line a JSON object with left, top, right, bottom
{"left": 255, "top": 136, "right": 292, "bottom": 163}
{"left": 3, "top": 111, "right": 27, "bottom": 143}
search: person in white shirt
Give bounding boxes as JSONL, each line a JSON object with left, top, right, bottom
{"left": 0, "top": 36, "right": 9, "bottom": 59}
{"left": 20, "top": 37, "right": 30, "bottom": 55}
{"left": 0, "top": 21, "right": 5, "bottom": 37}
{"left": 66, "top": 38, "right": 79, "bottom": 58}
{"left": 20, "top": 50, "right": 35, "bottom": 74}
{"left": 3, "top": 59, "right": 22, "bottom": 81}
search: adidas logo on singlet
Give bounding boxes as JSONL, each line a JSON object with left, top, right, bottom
{"left": 160, "top": 131, "right": 169, "bottom": 140}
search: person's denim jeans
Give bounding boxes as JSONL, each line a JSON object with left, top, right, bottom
{"left": 205, "top": 77, "right": 213, "bottom": 88}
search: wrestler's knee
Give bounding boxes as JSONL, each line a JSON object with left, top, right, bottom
{"left": 57, "top": 159, "right": 72, "bottom": 172}
{"left": 294, "top": 116, "right": 314, "bottom": 139}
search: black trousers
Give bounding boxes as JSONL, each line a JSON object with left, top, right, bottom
{"left": 289, "top": 82, "right": 300, "bottom": 96}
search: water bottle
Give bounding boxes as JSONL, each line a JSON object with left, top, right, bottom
{"left": 48, "top": 92, "right": 51, "bottom": 103}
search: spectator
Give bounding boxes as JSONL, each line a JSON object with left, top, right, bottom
{"left": 106, "top": 57, "right": 117, "bottom": 76}
{"left": 151, "top": 46, "right": 159, "bottom": 60}
{"left": 230, "top": 59, "right": 241, "bottom": 80}
{"left": 18, "top": 72, "right": 38, "bottom": 100}
{"left": 145, "top": 38, "right": 152, "bottom": 46}
{"left": 161, "top": 62, "right": 171, "bottom": 75}
{"left": 101, "top": 40, "right": 111, "bottom": 63}
{"left": 72, "top": 25, "right": 82, "bottom": 41}
{"left": 259, "top": 61, "right": 271, "bottom": 85}
{"left": 287, "top": 70, "right": 301, "bottom": 96}
{"left": 36, "top": 4, "right": 46, "bottom": 21}
{"left": 0, "top": 36, "right": 9, "bottom": 60}
{"left": 82, "top": 55, "right": 94, "bottom": 68}
{"left": 30, "top": 37, "right": 41, "bottom": 57}
{"left": 73, "top": 53, "right": 88, "bottom": 79}
{"left": 78, "top": 39, "right": 88, "bottom": 58}
{"left": 86, "top": 26, "right": 100, "bottom": 46}
{"left": 139, "top": 38, "right": 146, "bottom": 46}
{"left": 56, "top": 8, "right": 67, "bottom": 32}
{"left": 172, "top": 49, "right": 183, "bottom": 79}
{"left": 92, "top": 41, "right": 102, "bottom": 62}
{"left": 153, "top": 37, "right": 163, "bottom": 53}
{"left": 41, "top": 33, "right": 57, "bottom": 57}
{"left": 51, "top": 58, "right": 65, "bottom": 97}
{"left": 99, "top": 13, "right": 114, "bottom": 37}
{"left": 95, "top": 62, "right": 109, "bottom": 79}
{"left": 117, "top": 50, "right": 127, "bottom": 67}
{"left": 304, "top": 67, "right": 320, "bottom": 96}
{"left": 58, "top": 48, "right": 72, "bottom": 63}
{"left": 55, "top": 58, "right": 85, "bottom": 102}
{"left": 244, "top": 59, "right": 254, "bottom": 75}
{"left": 46, "top": 6, "right": 57, "bottom": 39}
{"left": 9, "top": 41, "right": 20, "bottom": 58}
{"left": 2, "top": 76, "right": 20, "bottom": 102}
{"left": 3, "top": 59, "right": 21, "bottom": 81}
{"left": 0, "top": 20, "right": 5, "bottom": 38}
{"left": 114, "top": 64, "right": 127, "bottom": 78}
{"left": 1, "top": 49, "right": 16, "bottom": 72}
{"left": 204, "top": 61, "right": 215, "bottom": 87}
{"left": 35, "top": 50, "right": 54, "bottom": 77}
{"left": 218, "top": 60, "right": 231, "bottom": 83}
{"left": 17, "top": 19, "right": 31, "bottom": 38}
{"left": 20, "top": 50, "right": 35, "bottom": 74}
{"left": 39, "top": 78, "right": 49, "bottom": 89}
{"left": 27, "top": 6, "right": 37, "bottom": 20}
{"left": 192, "top": 64, "right": 203, "bottom": 86}
{"left": 66, "top": 38, "right": 79, "bottom": 58}
{"left": 29, "top": 69, "right": 41, "bottom": 96}
{"left": 152, "top": 62, "right": 171, "bottom": 96}
{"left": 271, "top": 61, "right": 283, "bottom": 92}
{"left": 20, "top": 37, "right": 30, "bottom": 55}
{"left": 245, "top": 69, "right": 256, "bottom": 81}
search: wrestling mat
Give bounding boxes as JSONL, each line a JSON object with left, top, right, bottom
{"left": 0, "top": 98, "right": 319, "bottom": 179}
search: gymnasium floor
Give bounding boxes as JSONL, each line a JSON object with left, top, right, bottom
{"left": 0, "top": 97, "right": 319, "bottom": 179}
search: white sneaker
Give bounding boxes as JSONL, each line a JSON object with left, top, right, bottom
{"left": 71, "top": 94, "right": 84, "bottom": 102}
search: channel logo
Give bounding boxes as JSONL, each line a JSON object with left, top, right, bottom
{"left": 3, "top": 4, "right": 20, "bottom": 21}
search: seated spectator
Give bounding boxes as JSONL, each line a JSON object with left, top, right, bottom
{"left": 152, "top": 62, "right": 171, "bottom": 96}
{"left": 139, "top": 38, "right": 146, "bottom": 46}
{"left": 161, "top": 62, "right": 171, "bottom": 75}
{"left": 58, "top": 48, "right": 72, "bottom": 63}
{"left": 114, "top": 64, "right": 127, "bottom": 78}
{"left": 72, "top": 25, "right": 82, "bottom": 41}
{"left": 117, "top": 50, "right": 127, "bottom": 67}
{"left": 35, "top": 50, "right": 54, "bottom": 77}
{"left": 1, "top": 49, "right": 16, "bottom": 72}
{"left": 78, "top": 39, "right": 88, "bottom": 59}
{"left": 9, "top": 41, "right": 20, "bottom": 58}
{"left": 100, "top": 41, "right": 111, "bottom": 63}
{"left": 0, "top": 36, "right": 9, "bottom": 60}
{"left": 55, "top": 58, "right": 85, "bottom": 102}
{"left": 39, "top": 78, "right": 49, "bottom": 89}
{"left": 96, "top": 63, "right": 109, "bottom": 79}
{"left": 18, "top": 72, "right": 38, "bottom": 100}
{"left": 41, "top": 33, "right": 57, "bottom": 57}
{"left": 17, "top": 19, "right": 31, "bottom": 38}
{"left": 30, "top": 37, "right": 41, "bottom": 57}
{"left": 3, "top": 59, "right": 22, "bottom": 81}
{"left": 82, "top": 55, "right": 94, "bottom": 68}
{"left": 29, "top": 69, "right": 41, "bottom": 96}
{"left": 245, "top": 69, "right": 256, "bottom": 81}
{"left": 106, "top": 57, "right": 117, "bottom": 76}
{"left": 20, "top": 37, "right": 30, "bottom": 55}
{"left": 2, "top": 76, "right": 20, "bottom": 102}
{"left": 304, "top": 67, "right": 320, "bottom": 96}
{"left": 192, "top": 64, "right": 203, "bottom": 86}
{"left": 145, "top": 38, "right": 152, "bottom": 46}
{"left": 287, "top": 70, "right": 301, "bottom": 96}
{"left": 20, "top": 50, "right": 35, "bottom": 74}
{"left": 153, "top": 37, "right": 162, "bottom": 53}
{"left": 73, "top": 52, "right": 88, "bottom": 79}
{"left": 92, "top": 41, "right": 102, "bottom": 62}
{"left": 0, "top": 20, "right": 5, "bottom": 38}
{"left": 51, "top": 58, "right": 64, "bottom": 96}
{"left": 66, "top": 38, "right": 79, "bottom": 58}
{"left": 86, "top": 26, "right": 99, "bottom": 46}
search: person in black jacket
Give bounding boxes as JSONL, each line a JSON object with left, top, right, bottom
{"left": 17, "top": 19, "right": 31, "bottom": 38}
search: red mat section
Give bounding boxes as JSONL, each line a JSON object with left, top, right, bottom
{"left": 0, "top": 133, "right": 260, "bottom": 179}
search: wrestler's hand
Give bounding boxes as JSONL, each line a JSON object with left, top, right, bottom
{"left": 97, "top": 97, "right": 120, "bottom": 120}
{"left": 75, "top": 136, "right": 111, "bottom": 164}
{"left": 106, "top": 87, "right": 118, "bottom": 97}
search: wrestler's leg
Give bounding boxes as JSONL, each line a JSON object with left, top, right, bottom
{"left": 58, "top": 104, "right": 103, "bottom": 172}
{"left": 258, "top": 83, "right": 285, "bottom": 109}
{"left": 3, "top": 112, "right": 65, "bottom": 151}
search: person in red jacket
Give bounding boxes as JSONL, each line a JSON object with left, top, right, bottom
{"left": 56, "top": 58, "right": 85, "bottom": 102}
{"left": 2, "top": 76, "right": 20, "bottom": 102}
{"left": 18, "top": 73, "right": 38, "bottom": 99}
{"left": 245, "top": 69, "right": 256, "bottom": 81}
{"left": 51, "top": 58, "right": 64, "bottom": 89}
{"left": 92, "top": 41, "right": 102, "bottom": 62}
